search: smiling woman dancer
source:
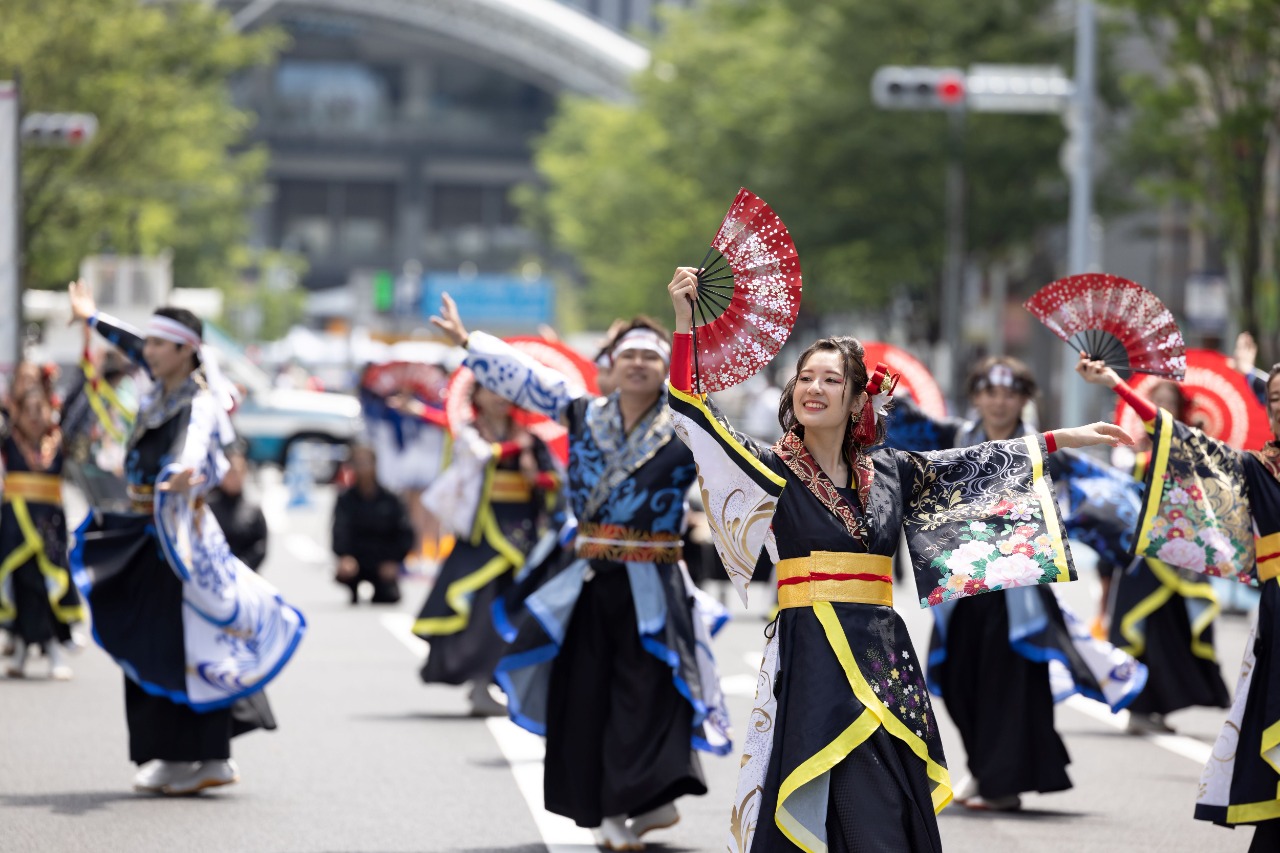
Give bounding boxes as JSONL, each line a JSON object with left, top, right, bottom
{"left": 665, "top": 267, "right": 1132, "bottom": 852}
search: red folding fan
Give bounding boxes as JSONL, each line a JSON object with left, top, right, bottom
{"left": 689, "top": 188, "right": 803, "bottom": 392}
{"left": 1114, "top": 349, "right": 1271, "bottom": 450}
{"left": 1023, "top": 273, "right": 1186, "bottom": 380}
{"left": 444, "top": 337, "right": 598, "bottom": 464}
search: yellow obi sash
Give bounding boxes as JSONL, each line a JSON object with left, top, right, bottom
{"left": 3, "top": 472, "right": 62, "bottom": 505}
{"left": 489, "top": 470, "right": 534, "bottom": 504}
{"left": 777, "top": 551, "right": 894, "bottom": 609}
{"left": 1258, "top": 531, "right": 1280, "bottom": 582}
{"left": 575, "top": 521, "right": 683, "bottom": 564}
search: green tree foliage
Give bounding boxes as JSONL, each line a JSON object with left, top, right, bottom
{"left": 0, "top": 0, "right": 284, "bottom": 293}
{"left": 1106, "top": 0, "right": 1280, "bottom": 350}
{"left": 524, "top": 0, "right": 1073, "bottom": 329}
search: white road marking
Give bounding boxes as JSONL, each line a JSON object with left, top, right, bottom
{"left": 720, "top": 673, "right": 760, "bottom": 697}
{"left": 283, "top": 533, "right": 334, "bottom": 565}
{"left": 377, "top": 613, "right": 598, "bottom": 852}
{"left": 484, "top": 718, "right": 599, "bottom": 852}
{"left": 1062, "top": 695, "right": 1213, "bottom": 765}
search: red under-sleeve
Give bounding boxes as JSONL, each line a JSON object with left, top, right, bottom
{"left": 1114, "top": 380, "right": 1158, "bottom": 423}
{"left": 1043, "top": 431, "right": 1057, "bottom": 454}
{"left": 496, "top": 440, "right": 522, "bottom": 459}
{"left": 671, "top": 332, "right": 692, "bottom": 392}
{"left": 534, "top": 472, "right": 558, "bottom": 491}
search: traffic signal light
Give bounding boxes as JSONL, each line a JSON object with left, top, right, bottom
{"left": 20, "top": 112, "right": 98, "bottom": 147}
{"left": 871, "top": 67, "right": 966, "bottom": 111}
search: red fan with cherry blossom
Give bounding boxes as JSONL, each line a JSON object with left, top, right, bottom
{"left": 689, "top": 188, "right": 802, "bottom": 392}
{"left": 444, "top": 337, "right": 598, "bottom": 464}
{"left": 1024, "top": 273, "right": 1186, "bottom": 380}
{"left": 1113, "top": 349, "right": 1271, "bottom": 450}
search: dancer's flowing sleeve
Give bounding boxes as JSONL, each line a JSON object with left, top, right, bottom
{"left": 897, "top": 435, "right": 1078, "bottom": 608}
{"left": 1131, "top": 407, "right": 1257, "bottom": 584}
{"left": 169, "top": 392, "right": 231, "bottom": 498}
{"left": 464, "top": 332, "right": 586, "bottom": 420}
{"left": 667, "top": 382, "right": 786, "bottom": 606}
{"left": 88, "top": 313, "right": 150, "bottom": 378}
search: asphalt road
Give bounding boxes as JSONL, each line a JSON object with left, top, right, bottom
{"left": 0, "top": 471, "right": 1261, "bottom": 852}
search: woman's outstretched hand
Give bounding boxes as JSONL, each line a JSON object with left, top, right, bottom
{"left": 667, "top": 267, "right": 700, "bottom": 335}
{"left": 1075, "top": 352, "right": 1122, "bottom": 389}
{"left": 1054, "top": 422, "right": 1134, "bottom": 449}
{"left": 429, "top": 292, "right": 470, "bottom": 347}
{"left": 68, "top": 279, "right": 96, "bottom": 324}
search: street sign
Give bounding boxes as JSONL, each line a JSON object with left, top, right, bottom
{"left": 965, "top": 65, "right": 1074, "bottom": 113}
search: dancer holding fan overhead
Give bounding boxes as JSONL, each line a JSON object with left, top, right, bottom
{"left": 1028, "top": 275, "right": 1232, "bottom": 732}
{"left": 1078, "top": 349, "right": 1280, "bottom": 853}
{"left": 664, "top": 189, "right": 1132, "bottom": 851}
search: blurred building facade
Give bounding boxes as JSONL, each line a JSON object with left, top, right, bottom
{"left": 220, "top": 0, "right": 687, "bottom": 311}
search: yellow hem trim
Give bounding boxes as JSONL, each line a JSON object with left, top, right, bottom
{"left": 1225, "top": 797, "right": 1280, "bottom": 824}
{"left": 1025, "top": 436, "right": 1071, "bottom": 582}
{"left": 1135, "top": 411, "right": 1174, "bottom": 557}
{"left": 775, "top": 709, "right": 881, "bottom": 853}
{"left": 413, "top": 505, "right": 525, "bottom": 637}
{"left": 669, "top": 386, "right": 787, "bottom": 489}
{"left": 812, "top": 601, "right": 953, "bottom": 813}
{"left": 0, "top": 496, "right": 83, "bottom": 624}
{"left": 1260, "top": 716, "right": 1280, "bottom": 779}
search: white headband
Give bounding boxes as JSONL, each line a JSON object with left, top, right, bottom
{"left": 612, "top": 328, "right": 671, "bottom": 363}
{"left": 147, "top": 315, "right": 202, "bottom": 350}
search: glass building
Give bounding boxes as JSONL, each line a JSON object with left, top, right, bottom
{"left": 221, "top": 0, "right": 687, "bottom": 302}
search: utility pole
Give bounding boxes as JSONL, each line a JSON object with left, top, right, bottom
{"left": 0, "top": 79, "right": 20, "bottom": 372}
{"left": 1061, "top": 0, "right": 1097, "bottom": 429}
{"left": 941, "top": 110, "right": 966, "bottom": 410}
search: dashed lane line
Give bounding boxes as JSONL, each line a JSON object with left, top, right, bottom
{"left": 376, "top": 613, "right": 597, "bottom": 853}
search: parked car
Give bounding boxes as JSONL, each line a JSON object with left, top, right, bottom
{"left": 207, "top": 326, "right": 363, "bottom": 481}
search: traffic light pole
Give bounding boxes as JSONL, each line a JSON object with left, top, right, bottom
{"left": 1061, "top": 0, "right": 1097, "bottom": 430}
{"left": 0, "top": 78, "right": 20, "bottom": 372}
{"left": 942, "top": 110, "right": 966, "bottom": 411}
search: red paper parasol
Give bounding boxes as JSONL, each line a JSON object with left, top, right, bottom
{"left": 689, "top": 188, "right": 802, "bottom": 392}
{"left": 444, "top": 337, "right": 598, "bottom": 464}
{"left": 1024, "top": 273, "right": 1186, "bottom": 380}
{"left": 862, "top": 342, "right": 947, "bottom": 418}
{"left": 361, "top": 360, "right": 449, "bottom": 406}
{"left": 1113, "top": 349, "right": 1271, "bottom": 450}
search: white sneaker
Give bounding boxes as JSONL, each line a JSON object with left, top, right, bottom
{"left": 134, "top": 760, "right": 198, "bottom": 793}
{"left": 467, "top": 681, "right": 508, "bottom": 717}
{"left": 628, "top": 802, "right": 679, "bottom": 838}
{"left": 592, "top": 816, "right": 643, "bottom": 851}
{"left": 953, "top": 775, "right": 978, "bottom": 804}
{"left": 5, "top": 639, "right": 27, "bottom": 678}
{"left": 162, "top": 759, "right": 240, "bottom": 795}
{"left": 46, "top": 643, "right": 72, "bottom": 681}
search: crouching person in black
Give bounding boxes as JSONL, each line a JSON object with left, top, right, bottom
{"left": 332, "top": 445, "right": 415, "bottom": 604}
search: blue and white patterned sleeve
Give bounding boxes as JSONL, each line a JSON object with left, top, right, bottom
{"left": 89, "top": 312, "right": 151, "bottom": 379}
{"left": 170, "top": 392, "right": 231, "bottom": 497}
{"left": 464, "top": 331, "right": 587, "bottom": 420}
